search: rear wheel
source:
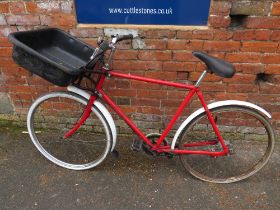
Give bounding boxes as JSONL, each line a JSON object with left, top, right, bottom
{"left": 178, "top": 105, "right": 275, "bottom": 183}
{"left": 27, "top": 92, "right": 112, "bottom": 170}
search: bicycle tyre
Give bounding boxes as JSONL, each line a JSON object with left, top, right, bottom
{"left": 178, "top": 105, "right": 275, "bottom": 183}
{"left": 27, "top": 91, "right": 112, "bottom": 170}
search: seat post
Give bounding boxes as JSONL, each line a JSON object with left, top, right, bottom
{"left": 195, "top": 70, "right": 207, "bottom": 87}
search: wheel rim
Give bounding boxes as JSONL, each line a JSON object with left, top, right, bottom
{"left": 179, "top": 106, "right": 274, "bottom": 183}
{"left": 27, "top": 92, "right": 112, "bottom": 170}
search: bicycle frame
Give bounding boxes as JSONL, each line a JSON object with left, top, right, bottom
{"left": 65, "top": 67, "right": 229, "bottom": 157}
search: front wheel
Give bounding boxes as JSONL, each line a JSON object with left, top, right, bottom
{"left": 27, "top": 91, "right": 112, "bottom": 170}
{"left": 178, "top": 105, "right": 275, "bottom": 183}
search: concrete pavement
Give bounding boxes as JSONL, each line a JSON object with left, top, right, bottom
{"left": 0, "top": 127, "right": 279, "bottom": 210}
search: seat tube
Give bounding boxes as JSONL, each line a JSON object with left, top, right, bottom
{"left": 195, "top": 70, "right": 207, "bottom": 87}
{"left": 196, "top": 90, "right": 229, "bottom": 153}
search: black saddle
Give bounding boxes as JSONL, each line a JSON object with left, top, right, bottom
{"left": 193, "top": 51, "right": 235, "bottom": 78}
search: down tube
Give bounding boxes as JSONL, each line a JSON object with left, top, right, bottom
{"left": 98, "top": 89, "right": 154, "bottom": 147}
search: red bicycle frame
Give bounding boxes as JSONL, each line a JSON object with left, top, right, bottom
{"left": 65, "top": 67, "right": 229, "bottom": 157}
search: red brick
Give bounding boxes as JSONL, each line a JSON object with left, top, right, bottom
{"left": 176, "top": 72, "right": 190, "bottom": 81}
{"left": 81, "top": 39, "right": 97, "bottom": 47}
{"left": 40, "top": 14, "right": 76, "bottom": 27}
{"left": 0, "top": 2, "right": 9, "bottom": 13}
{"left": 109, "top": 89, "right": 136, "bottom": 97}
{"left": 272, "top": 2, "right": 280, "bottom": 16}
{"left": 259, "top": 83, "right": 280, "bottom": 94}
{"left": 208, "top": 52, "right": 226, "bottom": 59}
{"left": 204, "top": 41, "right": 240, "bottom": 52}
{"left": 115, "top": 80, "right": 130, "bottom": 88}
{"left": 255, "top": 30, "right": 272, "bottom": 41}
{"left": 200, "top": 83, "right": 226, "bottom": 92}
{"left": 245, "top": 17, "right": 280, "bottom": 29}
{"left": 208, "top": 15, "right": 231, "bottom": 28}
{"left": 130, "top": 81, "right": 161, "bottom": 90}
{"left": 173, "top": 51, "right": 199, "bottom": 61}
{"left": 144, "top": 39, "right": 167, "bottom": 50}
{"left": 271, "top": 30, "right": 280, "bottom": 40}
{"left": 0, "top": 58, "right": 20, "bottom": 68}
{"left": 225, "top": 53, "right": 262, "bottom": 63}
{"left": 114, "top": 50, "right": 138, "bottom": 60}
{"left": 248, "top": 94, "right": 280, "bottom": 104}
{"left": 0, "top": 47, "right": 12, "bottom": 57}
{"left": 163, "top": 62, "right": 196, "bottom": 72}
{"left": 131, "top": 98, "right": 160, "bottom": 107}
{"left": 167, "top": 90, "right": 186, "bottom": 99}
{"left": 176, "top": 31, "right": 193, "bottom": 39}
{"left": 161, "top": 99, "right": 182, "bottom": 107}
{"left": 140, "top": 30, "right": 176, "bottom": 39}
{"left": 8, "top": 85, "right": 32, "bottom": 93}
{"left": 138, "top": 51, "right": 171, "bottom": 61}
{"left": 262, "top": 54, "right": 280, "bottom": 64}
{"left": 265, "top": 65, "right": 280, "bottom": 74}
{"left": 223, "top": 74, "right": 256, "bottom": 84}
{"left": 137, "top": 107, "right": 162, "bottom": 115}
{"left": 196, "top": 62, "right": 207, "bottom": 71}
{"left": 25, "top": 2, "right": 37, "bottom": 14}
{"left": 234, "top": 63, "right": 265, "bottom": 74}
{"left": 113, "top": 60, "right": 162, "bottom": 71}
{"left": 0, "top": 37, "right": 12, "bottom": 47}
{"left": 5, "top": 77, "right": 27, "bottom": 86}
{"left": 6, "top": 15, "right": 40, "bottom": 26}
{"left": 119, "top": 106, "right": 137, "bottom": 115}
{"left": 241, "top": 42, "right": 278, "bottom": 53}
{"left": 233, "top": 30, "right": 271, "bottom": 41}
{"left": 117, "top": 40, "right": 131, "bottom": 50}
{"left": 213, "top": 30, "right": 233, "bottom": 40}
{"left": 137, "top": 90, "right": 167, "bottom": 99}
{"left": 167, "top": 40, "right": 187, "bottom": 50}
{"left": 227, "top": 84, "right": 258, "bottom": 93}
{"left": 189, "top": 72, "right": 222, "bottom": 82}
{"left": 144, "top": 71, "right": 177, "bottom": 80}
{"left": 9, "top": 1, "right": 26, "bottom": 14}
{"left": 192, "top": 30, "right": 213, "bottom": 40}
{"left": 167, "top": 40, "right": 203, "bottom": 50}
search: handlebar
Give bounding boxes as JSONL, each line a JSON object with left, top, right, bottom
{"left": 86, "top": 34, "right": 134, "bottom": 70}
{"left": 112, "top": 34, "right": 134, "bottom": 44}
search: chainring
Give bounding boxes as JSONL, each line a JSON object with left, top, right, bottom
{"left": 142, "top": 133, "right": 173, "bottom": 158}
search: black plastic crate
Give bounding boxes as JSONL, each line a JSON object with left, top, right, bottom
{"left": 9, "top": 28, "right": 95, "bottom": 86}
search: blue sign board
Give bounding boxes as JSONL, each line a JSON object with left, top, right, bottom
{"left": 75, "top": 0, "right": 211, "bottom": 26}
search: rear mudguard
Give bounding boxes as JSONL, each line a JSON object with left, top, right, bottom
{"left": 171, "top": 100, "right": 272, "bottom": 150}
{"left": 67, "top": 86, "right": 117, "bottom": 152}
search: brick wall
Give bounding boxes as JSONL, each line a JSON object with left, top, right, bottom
{"left": 0, "top": 0, "right": 280, "bottom": 137}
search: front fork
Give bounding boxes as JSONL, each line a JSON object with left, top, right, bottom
{"left": 63, "top": 95, "right": 96, "bottom": 139}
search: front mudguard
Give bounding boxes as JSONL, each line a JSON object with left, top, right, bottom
{"left": 67, "top": 86, "right": 117, "bottom": 152}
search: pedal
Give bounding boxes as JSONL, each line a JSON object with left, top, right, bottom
{"left": 131, "top": 137, "right": 143, "bottom": 151}
{"left": 111, "top": 149, "right": 119, "bottom": 158}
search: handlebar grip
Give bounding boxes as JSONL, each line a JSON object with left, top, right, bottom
{"left": 99, "top": 40, "right": 110, "bottom": 51}
{"left": 117, "top": 34, "right": 133, "bottom": 42}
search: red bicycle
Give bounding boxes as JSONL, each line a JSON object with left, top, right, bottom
{"left": 9, "top": 29, "right": 275, "bottom": 183}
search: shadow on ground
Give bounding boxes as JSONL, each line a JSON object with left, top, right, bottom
{"left": 0, "top": 127, "right": 279, "bottom": 210}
